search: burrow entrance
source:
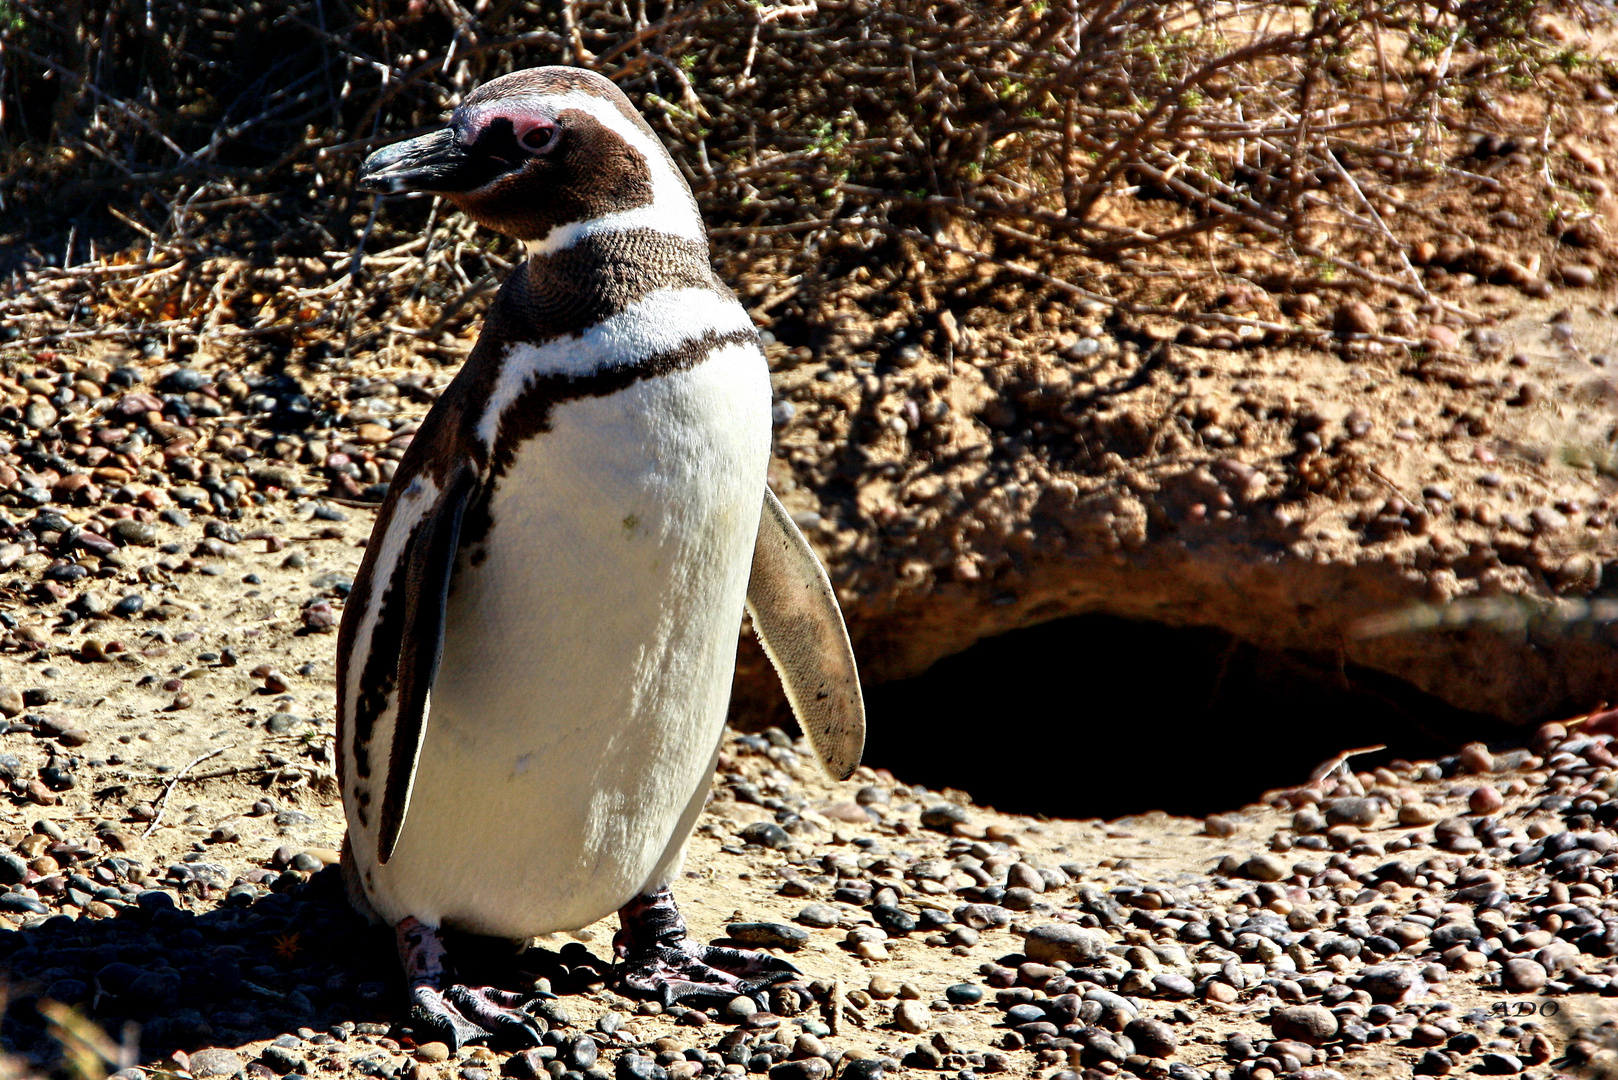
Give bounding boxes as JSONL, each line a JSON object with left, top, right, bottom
{"left": 858, "top": 614, "right": 1516, "bottom": 820}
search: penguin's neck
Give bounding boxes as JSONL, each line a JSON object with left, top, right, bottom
{"left": 468, "top": 227, "right": 754, "bottom": 454}
{"left": 510, "top": 228, "right": 722, "bottom": 348}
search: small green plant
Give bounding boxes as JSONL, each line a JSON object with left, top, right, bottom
{"left": 644, "top": 93, "right": 694, "bottom": 122}
{"left": 809, "top": 117, "right": 850, "bottom": 155}
{"left": 1556, "top": 48, "right": 1591, "bottom": 73}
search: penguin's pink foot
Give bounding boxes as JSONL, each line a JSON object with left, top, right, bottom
{"left": 397, "top": 917, "right": 547, "bottom": 1050}
{"left": 409, "top": 984, "right": 545, "bottom": 1050}
{"left": 614, "top": 885, "right": 800, "bottom": 1007}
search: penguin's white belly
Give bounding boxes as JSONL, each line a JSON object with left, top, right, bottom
{"left": 365, "top": 342, "right": 770, "bottom": 936}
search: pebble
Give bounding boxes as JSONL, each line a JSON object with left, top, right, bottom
{"left": 893, "top": 1000, "right": 929, "bottom": 1034}
{"left": 920, "top": 804, "right": 969, "bottom": 831}
{"left": 738, "top": 821, "right": 791, "bottom": 850}
{"left": 839, "top": 1062, "right": 883, "bottom": 1080}
{"left": 1458, "top": 743, "right": 1494, "bottom": 773}
{"left": 1141, "top": 971, "right": 1189, "bottom": 998}
{"left": 1468, "top": 785, "right": 1504, "bottom": 815}
{"left": 726, "top": 922, "right": 809, "bottom": 950}
{"left": 1323, "top": 797, "right": 1379, "bottom": 827}
{"left": 795, "top": 903, "right": 840, "bottom": 928}
{"left": 1354, "top": 964, "right": 1421, "bottom": 1003}
{"left": 768, "top": 1062, "right": 829, "bottom": 1080}
{"left": 1399, "top": 801, "right": 1443, "bottom": 826}
{"left": 564, "top": 1035, "right": 598, "bottom": 1071}
{"left": 1501, "top": 957, "right": 1548, "bottom": 992}
{"left": 1241, "top": 853, "right": 1288, "bottom": 882}
{"left": 944, "top": 983, "right": 983, "bottom": 1005}
{"left": 415, "top": 1044, "right": 450, "bottom": 1064}
{"left": 260, "top": 1046, "right": 309, "bottom": 1075}
{"left": 1270, "top": 1005, "right": 1339, "bottom": 1046}
{"left": 189, "top": 1049, "right": 246, "bottom": 1078}
{"left": 1123, "top": 1018, "right": 1177, "bottom": 1058}
{"left": 616, "top": 1057, "right": 668, "bottom": 1080}
{"left": 1334, "top": 301, "right": 1379, "bottom": 335}
{"left": 1023, "top": 923, "right": 1107, "bottom": 964}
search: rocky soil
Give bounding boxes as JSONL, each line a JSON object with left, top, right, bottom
{"left": 6, "top": 3, "right": 1618, "bottom": 1076}
{"left": 0, "top": 350, "right": 1602, "bottom": 1079}
{"left": 0, "top": 617, "right": 1614, "bottom": 1080}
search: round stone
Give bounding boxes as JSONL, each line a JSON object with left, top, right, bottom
{"left": 1323, "top": 797, "right": 1380, "bottom": 827}
{"left": 1269, "top": 1005, "right": 1339, "bottom": 1046}
{"left": 1458, "top": 743, "right": 1494, "bottom": 774}
{"left": 839, "top": 1062, "right": 883, "bottom": 1080}
{"left": 1151, "top": 974, "right": 1195, "bottom": 999}
{"left": 1356, "top": 964, "right": 1420, "bottom": 1003}
{"left": 415, "top": 1044, "right": 450, "bottom": 1064}
{"left": 738, "top": 822, "right": 790, "bottom": 850}
{"left": 795, "top": 903, "right": 840, "bottom": 929}
{"left": 893, "top": 1000, "right": 929, "bottom": 1034}
{"left": 1005, "top": 1004, "right": 1045, "bottom": 1025}
{"left": 1502, "top": 958, "right": 1548, "bottom": 993}
{"left": 768, "top": 1061, "right": 829, "bottom": 1080}
{"left": 22, "top": 402, "right": 57, "bottom": 431}
{"left": 1005, "top": 863, "right": 1045, "bottom": 892}
{"left": 111, "top": 520, "right": 158, "bottom": 546}
{"left": 188, "top": 1049, "right": 246, "bottom": 1078}
{"left": 1399, "top": 801, "right": 1444, "bottom": 826}
{"left": 1479, "top": 1052, "right": 1522, "bottom": 1074}
{"left": 564, "top": 1035, "right": 598, "bottom": 1071}
{"left": 727, "top": 922, "right": 809, "bottom": 950}
{"left": 945, "top": 983, "right": 983, "bottom": 1005}
{"left": 1123, "top": 1018, "right": 1177, "bottom": 1058}
{"left": 1023, "top": 922, "right": 1108, "bottom": 965}
{"left": 920, "top": 804, "right": 969, "bottom": 831}
{"left": 1241, "top": 854, "right": 1288, "bottom": 882}
{"left": 1469, "top": 785, "right": 1504, "bottom": 815}
{"left": 1418, "top": 1049, "right": 1453, "bottom": 1075}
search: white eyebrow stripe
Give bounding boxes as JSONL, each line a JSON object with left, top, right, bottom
{"left": 496, "top": 90, "right": 704, "bottom": 257}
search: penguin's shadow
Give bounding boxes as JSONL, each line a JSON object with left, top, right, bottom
{"left": 0, "top": 868, "right": 614, "bottom": 1071}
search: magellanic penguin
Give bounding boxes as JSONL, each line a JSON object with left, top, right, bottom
{"left": 341, "top": 66, "right": 865, "bottom": 1048}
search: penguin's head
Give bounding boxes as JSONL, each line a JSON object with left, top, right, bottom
{"left": 358, "top": 66, "right": 700, "bottom": 248}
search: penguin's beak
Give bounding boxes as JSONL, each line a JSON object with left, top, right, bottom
{"left": 357, "top": 128, "right": 477, "bottom": 194}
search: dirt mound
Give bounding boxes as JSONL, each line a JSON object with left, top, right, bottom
{"left": 734, "top": 290, "right": 1618, "bottom": 730}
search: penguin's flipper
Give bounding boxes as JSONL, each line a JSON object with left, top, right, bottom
{"left": 745, "top": 486, "right": 865, "bottom": 781}
{"left": 379, "top": 461, "right": 478, "bottom": 864}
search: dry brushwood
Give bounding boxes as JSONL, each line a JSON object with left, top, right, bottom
{"left": 0, "top": 0, "right": 1600, "bottom": 359}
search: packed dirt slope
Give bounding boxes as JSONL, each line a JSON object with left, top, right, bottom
{"left": 733, "top": 287, "right": 1618, "bottom": 729}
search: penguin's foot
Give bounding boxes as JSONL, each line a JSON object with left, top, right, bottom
{"left": 615, "top": 885, "right": 800, "bottom": 1007}
{"left": 410, "top": 984, "right": 546, "bottom": 1051}
{"left": 396, "top": 916, "right": 546, "bottom": 1050}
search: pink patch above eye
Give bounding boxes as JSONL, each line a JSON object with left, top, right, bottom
{"left": 467, "top": 102, "right": 560, "bottom": 155}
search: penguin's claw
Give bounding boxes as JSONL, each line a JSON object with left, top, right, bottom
{"left": 614, "top": 885, "right": 800, "bottom": 1007}
{"left": 618, "top": 940, "right": 800, "bottom": 1007}
{"left": 410, "top": 984, "right": 545, "bottom": 1051}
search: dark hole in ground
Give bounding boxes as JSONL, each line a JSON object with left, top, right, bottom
{"left": 860, "top": 614, "right": 1516, "bottom": 820}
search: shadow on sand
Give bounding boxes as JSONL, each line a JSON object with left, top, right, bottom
{"left": 0, "top": 869, "right": 615, "bottom": 1071}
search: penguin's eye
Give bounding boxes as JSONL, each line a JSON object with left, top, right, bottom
{"left": 519, "top": 123, "right": 560, "bottom": 155}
